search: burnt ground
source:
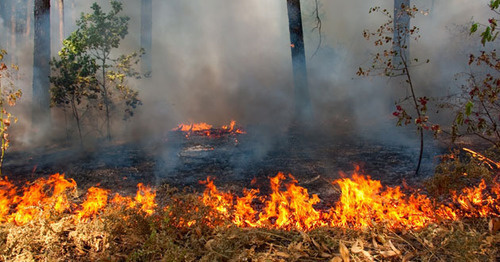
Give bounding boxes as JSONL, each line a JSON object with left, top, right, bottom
{"left": 3, "top": 126, "right": 447, "bottom": 201}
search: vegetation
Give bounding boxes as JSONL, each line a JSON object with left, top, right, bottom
{"left": 50, "top": 36, "right": 98, "bottom": 145}
{"left": 0, "top": 49, "right": 22, "bottom": 175}
{"left": 451, "top": 1, "right": 500, "bottom": 148}
{"left": 0, "top": 181, "right": 497, "bottom": 261}
{"left": 357, "top": 4, "right": 435, "bottom": 175}
{"left": 50, "top": 0, "right": 142, "bottom": 143}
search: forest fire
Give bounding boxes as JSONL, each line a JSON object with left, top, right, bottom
{"left": 201, "top": 169, "right": 500, "bottom": 231}
{"left": 0, "top": 170, "right": 498, "bottom": 231}
{"left": 172, "top": 120, "right": 245, "bottom": 138}
{"left": 0, "top": 174, "right": 157, "bottom": 225}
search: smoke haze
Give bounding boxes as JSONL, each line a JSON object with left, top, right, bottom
{"left": 0, "top": 0, "right": 492, "bottom": 147}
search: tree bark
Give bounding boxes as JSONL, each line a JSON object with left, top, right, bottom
{"left": 0, "top": 0, "right": 12, "bottom": 57}
{"left": 286, "top": 0, "right": 311, "bottom": 123}
{"left": 57, "top": 0, "right": 64, "bottom": 46}
{"left": 141, "top": 0, "right": 152, "bottom": 77}
{"left": 393, "top": 0, "right": 410, "bottom": 64}
{"left": 32, "top": 0, "right": 51, "bottom": 130}
{"left": 14, "top": 0, "right": 29, "bottom": 66}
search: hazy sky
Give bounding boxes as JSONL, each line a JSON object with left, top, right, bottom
{"left": 1, "top": 0, "right": 492, "bottom": 144}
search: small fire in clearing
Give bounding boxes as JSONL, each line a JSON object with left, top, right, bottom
{"left": 0, "top": 169, "right": 498, "bottom": 231}
{"left": 172, "top": 120, "right": 245, "bottom": 138}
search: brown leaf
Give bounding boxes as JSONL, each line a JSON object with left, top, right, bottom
{"left": 351, "top": 239, "right": 363, "bottom": 254}
{"left": 380, "top": 250, "right": 397, "bottom": 258}
{"left": 330, "top": 257, "right": 343, "bottom": 262}
{"left": 489, "top": 218, "right": 500, "bottom": 234}
{"left": 361, "top": 250, "right": 373, "bottom": 261}
{"left": 339, "top": 241, "right": 350, "bottom": 262}
{"left": 320, "top": 252, "right": 332, "bottom": 258}
{"left": 205, "top": 239, "right": 215, "bottom": 250}
{"left": 388, "top": 240, "right": 401, "bottom": 255}
{"left": 276, "top": 251, "right": 290, "bottom": 258}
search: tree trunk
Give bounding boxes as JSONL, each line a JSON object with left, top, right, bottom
{"left": 26, "top": 0, "right": 33, "bottom": 38}
{"left": 141, "top": 0, "right": 152, "bottom": 77}
{"left": 32, "top": 0, "right": 51, "bottom": 131}
{"left": 10, "top": 3, "right": 16, "bottom": 61}
{"left": 393, "top": 0, "right": 410, "bottom": 65}
{"left": 0, "top": 0, "right": 12, "bottom": 58}
{"left": 14, "top": 0, "right": 29, "bottom": 66}
{"left": 57, "top": 0, "right": 64, "bottom": 47}
{"left": 286, "top": 0, "right": 311, "bottom": 123}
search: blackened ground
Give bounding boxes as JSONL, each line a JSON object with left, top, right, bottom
{"left": 3, "top": 127, "right": 446, "bottom": 201}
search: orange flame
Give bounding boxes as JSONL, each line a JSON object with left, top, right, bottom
{"left": 75, "top": 187, "right": 110, "bottom": 221}
{"left": 174, "top": 122, "right": 213, "bottom": 132}
{"left": 0, "top": 169, "right": 497, "bottom": 232}
{"left": 200, "top": 169, "right": 500, "bottom": 231}
{"left": 8, "top": 174, "right": 77, "bottom": 225}
{"left": 173, "top": 121, "right": 245, "bottom": 137}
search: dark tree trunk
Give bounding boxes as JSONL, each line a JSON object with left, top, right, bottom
{"left": 141, "top": 0, "right": 152, "bottom": 77}
{"left": 15, "top": 0, "right": 28, "bottom": 65}
{"left": 286, "top": 0, "right": 311, "bottom": 122}
{"left": 0, "top": 0, "right": 12, "bottom": 57}
{"left": 32, "top": 0, "right": 51, "bottom": 130}
{"left": 393, "top": 0, "right": 410, "bottom": 65}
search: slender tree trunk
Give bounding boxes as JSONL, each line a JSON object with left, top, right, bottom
{"left": 1, "top": 0, "right": 12, "bottom": 58}
{"left": 14, "top": 1, "right": 28, "bottom": 70}
{"left": 56, "top": 0, "right": 64, "bottom": 47}
{"left": 141, "top": 0, "right": 152, "bottom": 77}
{"left": 10, "top": 3, "right": 16, "bottom": 63}
{"left": 0, "top": 1, "right": 5, "bottom": 30}
{"left": 393, "top": 0, "right": 410, "bottom": 65}
{"left": 33, "top": 0, "right": 51, "bottom": 131}
{"left": 102, "top": 57, "right": 111, "bottom": 141}
{"left": 70, "top": 99, "right": 83, "bottom": 147}
{"left": 286, "top": 0, "right": 311, "bottom": 123}
{"left": 26, "top": 0, "right": 33, "bottom": 38}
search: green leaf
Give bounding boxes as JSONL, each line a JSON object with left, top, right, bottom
{"left": 470, "top": 23, "right": 478, "bottom": 34}
{"left": 465, "top": 101, "right": 474, "bottom": 116}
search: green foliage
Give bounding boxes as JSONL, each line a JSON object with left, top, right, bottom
{"left": 471, "top": 0, "right": 499, "bottom": 46}
{"left": 451, "top": 2, "right": 500, "bottom": 147}
{"left": 50, "top": 36, "right": 99, "bottom": 144}
{"left": 0, "top": 49, "right": 22, "bottom": 175}
{"left": 50, "top": 0, "right": 142, "bottom": 143}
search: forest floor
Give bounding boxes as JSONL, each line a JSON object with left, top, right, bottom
{"left": 4, "top": 126, "right": 445, "bottom": 199}
{"left": 1, "top": 127, "right": 498, "bottom": 261}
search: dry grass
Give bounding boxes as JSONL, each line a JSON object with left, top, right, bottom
{"left": 0, "top": 151, "right": 498, "bottom": 261}
{"left": 0, "top": 184, "right": 497, "bottom": 262}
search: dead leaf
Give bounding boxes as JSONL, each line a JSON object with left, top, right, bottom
{"left": 312, "top": 237, "right": 322, "bottom": 250}
{"left": 320, "top": 252, "right": 332, "bottom": 258}
{"left": 372, "top": 237, "right": 379, "bottom": 249}
{"left": 205, "top": 239, "right": 215, "bottom": 250}
{"left": 339, "top": 241, "right": 350, "bottom": 262}
{"left": 351, "top": 239, "right": 363, "bottom": 253}
{"left": 402, "top": 251, "right": 415, "bottom": 262}
{"left": 361, "top": 250, "right": 373, "bottom": 261}
{"left": 380, "top": 250, "right": 398, "bottom": 258}
{"left": 489, "top": 218, "right": 500, "bottom": 234}
{"left": 276, "top": 251, "right": 290, "bottom": 258}
{"left": 330, "top": 257, "right": 343, "bottom": 262}
{"left": 388, "top": 240, "right": 401, "bottom": 255}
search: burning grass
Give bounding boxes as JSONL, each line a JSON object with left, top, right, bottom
{"left": 0, "top": 166, "right": 498, "bottom": 261}
{"left": 172, "top": 120, "right": 246, "bottom": 138}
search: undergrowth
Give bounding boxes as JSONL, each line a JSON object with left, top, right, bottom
{"left": 0, "top": 179, "right": 497, "bottom": 262}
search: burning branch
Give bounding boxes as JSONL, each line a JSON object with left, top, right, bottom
{"left": 463, "top": 147, "right": 500, "bottom": 169}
